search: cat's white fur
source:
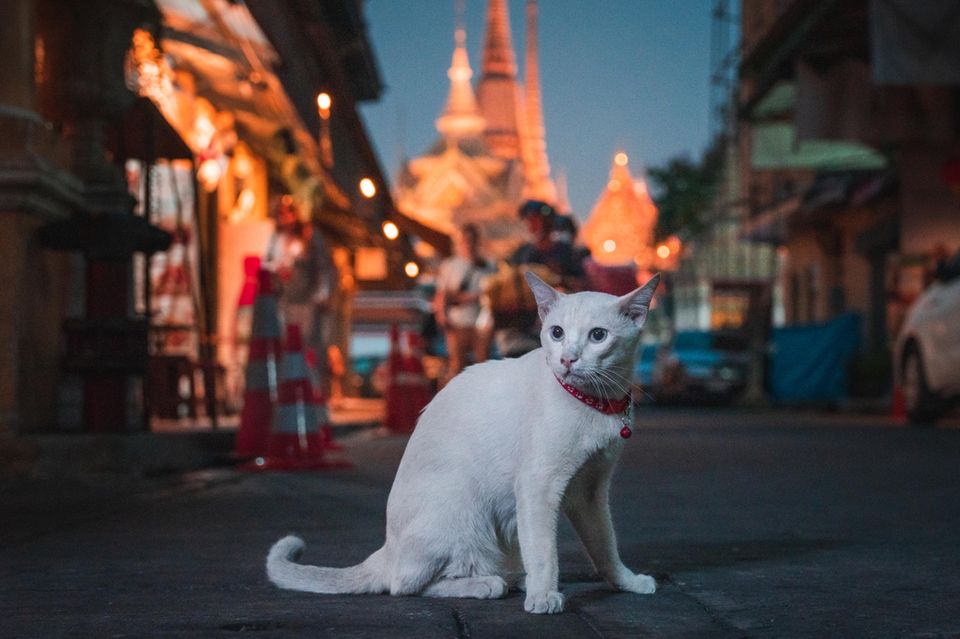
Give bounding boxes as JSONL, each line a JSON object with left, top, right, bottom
{"left": 267, "top": 272, "right": 660, "bottom": 614}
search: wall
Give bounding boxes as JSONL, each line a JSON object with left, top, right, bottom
{"left": 898, "top": 144, "right": 960, "bottom": 258}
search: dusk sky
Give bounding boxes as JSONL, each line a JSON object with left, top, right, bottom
{"left": 359, "top": 0, "right": 719, "bottom": 219}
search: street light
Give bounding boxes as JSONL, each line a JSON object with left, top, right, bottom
{"left": 404, "top": 261, "right": 420, "bottom": 278}
{"left": 316, "top": 92, "right": 331, "bottom": 117}
{"left": 317, "top": 92, "right": 333, "bottom": 167}
{"left": 359, "top": 177, "right": 377, "bottom": 199}
{"left": 382, "top": 221, "right": 399, "bottom": 240}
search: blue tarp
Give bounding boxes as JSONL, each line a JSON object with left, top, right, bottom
{"left": 767, "top": 313, "right": 862, "bottom": 403}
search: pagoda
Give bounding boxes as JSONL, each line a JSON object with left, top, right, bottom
{"left": 394, "top": 0, "right": 559, "bottom": 258}
{"left": 581, "top": 152, "right": 658, "bottom": 267}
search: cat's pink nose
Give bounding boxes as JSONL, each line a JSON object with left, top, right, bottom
{"left": 561, "top": 356, "right": 578, "bottom": 369}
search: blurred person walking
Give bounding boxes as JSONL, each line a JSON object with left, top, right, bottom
{"left": 433, "top": 224, "right": 494, "bottom": 384}
{"left": 510, "top": 201, "right": 587, "bottom": 293}
{"left": 264, "top": 196, "right": 337, "bottom": 387}
{"left": 487, "top": 201, "right": 585, "bottom": 358}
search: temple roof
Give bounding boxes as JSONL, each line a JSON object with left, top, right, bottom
{"left": 582, "top": 153, "right": 659, "bottom": 266}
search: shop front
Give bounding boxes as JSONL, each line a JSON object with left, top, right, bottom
{"left": 116, "top": 3, "right": 419, "bottom": 431}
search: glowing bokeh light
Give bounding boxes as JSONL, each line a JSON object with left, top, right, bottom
{"left": 382, "top": 221, "right": 399, "bottom": 240}
{"left": 198, "top": 158, "right": 222, "bottom": 192}
{"left": 359, "top": 178, "right": 377, "bottom": 198}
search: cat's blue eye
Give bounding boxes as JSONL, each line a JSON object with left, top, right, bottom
{"left": 550, "top": 326, "right": 564, "bottom": 341}
{"left": 589, "top": 328, "right": 608, "bottom": 343}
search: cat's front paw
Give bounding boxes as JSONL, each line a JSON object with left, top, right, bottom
{"left": 618, "top": 572, "right": 656, "bottom": 594}
{"left": 524, "top": 590, "right": 565, "bottom": 614}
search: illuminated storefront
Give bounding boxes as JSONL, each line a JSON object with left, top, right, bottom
{"left": 118, "top": 2, "right": 423, "bottom": 429}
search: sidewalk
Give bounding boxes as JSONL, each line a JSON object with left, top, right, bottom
{"left": 4, "top": 398, "right": 387, "bottom": 478}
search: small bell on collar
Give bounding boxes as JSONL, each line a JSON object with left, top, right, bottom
{"left": 620, "top": 425, "right": 632, "bottom": 439}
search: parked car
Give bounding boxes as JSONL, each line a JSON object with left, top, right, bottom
{"left": 895, "top": 270, "right": 960, "bottom": 424}
{"left": 636, "top": 331, "right": 749, "bottom": 404}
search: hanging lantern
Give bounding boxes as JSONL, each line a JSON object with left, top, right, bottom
{"left": 197, "top": 157, "right": 222, "bottom": 192}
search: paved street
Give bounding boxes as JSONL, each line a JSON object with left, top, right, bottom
{"left": 3, "top": 409, "right": 960, "bottom": 638}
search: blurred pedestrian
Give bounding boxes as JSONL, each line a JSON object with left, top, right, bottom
{"left": 433, "top": 224, "right": 494, "bottom": 384}
{"left": 486, "top": 201, "right": 576, "bottom": 358}
{"left": 510, "top": 201, "right": 587, "bottom": 292}
{"left": 264, "top": 196, "right": 336, "bottom": 381}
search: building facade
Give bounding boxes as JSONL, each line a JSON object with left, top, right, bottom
{"left": 738, "top": 0, "right": 960, "bottom": 366}
{"left": 0, "top": 0, "right": 410, "bottom": 442}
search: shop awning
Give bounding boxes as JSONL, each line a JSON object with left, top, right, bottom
{"left": 313, "top": 201, "right": 375, "bottom": 248}
{"left": 742, "top": 169, "right": 896, "bottom": 244}
{"left": 741, "top": 195, "right": 801, "bottom": 244}
{"left": 749, "top": 122, "right": 887, "bottom": 171}
{"left": 388, "top": 210, "right": 452, "bottom": 257}
{"left": 798, "top": 169, "right": 894, "bottom": 217}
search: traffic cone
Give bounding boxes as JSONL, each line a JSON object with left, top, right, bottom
{"left": 306, "top": 348, "right": 343, "bottom": 452}
{"left": 227, "top": 255, "right": 261, "bottom": 412}
{"left": 244, "top": 324, "right": 351, "bottom": 471}
{"left": 234, "top": 269, "right": 282, "bottom": 458}
{"left": 384, "top": 325, "right": 433, "bottom": 434}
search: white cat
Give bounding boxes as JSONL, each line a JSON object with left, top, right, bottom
{"left": 267, "top": 271, "right": 660, "bottom": 614}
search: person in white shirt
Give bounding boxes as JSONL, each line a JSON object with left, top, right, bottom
{"left": 433, "top": 224, "right": 493, "bottom": 384}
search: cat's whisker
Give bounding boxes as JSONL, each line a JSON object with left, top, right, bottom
{"left": 582, "top": 368, "right": 612, "bottom": 402}
{"left": 589, "top": 367, "right": 628, "bottom": 399}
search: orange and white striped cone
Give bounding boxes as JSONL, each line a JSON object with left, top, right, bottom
{"left": 384, "top": 325, "right": 433, "bottom": 434}
{"left": 234, "top": 269, "right": 282, "bottom": 459}
{"left": 246, "top": 324, "right": 351, "bottom": 471}
{"left": 306, "top": 348, "right": 343, "bottom": 452}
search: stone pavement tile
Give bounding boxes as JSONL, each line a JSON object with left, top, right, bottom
{"left": 675, "top": 546, "right": 960, "bottom": 638}
{"left": 562, "top": 581, "right": 740, "bottom": 638}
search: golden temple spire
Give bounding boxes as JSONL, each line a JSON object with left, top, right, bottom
{"left": 521, "top": 0, "right": 556, "bottom": 203}
{"left": 480, "top": 0, "right": 517, "bottom": 78}
{"left": 477, "top": 0, "right": 523, "bottom": 159}
{"left": 436, "top": 1, "right": 485, "bottom": 141}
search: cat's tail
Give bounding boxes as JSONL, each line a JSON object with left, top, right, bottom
{"left": 266, "top": 535, "right": 388, "bottom": 594}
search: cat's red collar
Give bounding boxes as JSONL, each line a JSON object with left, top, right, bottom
{"left": 554, "top": 376, "right": 630, "bottom": 415}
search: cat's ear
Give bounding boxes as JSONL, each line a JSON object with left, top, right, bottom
{"left": 618, "top": 273, "right": 660, "bottom": 328}
{"left": 524, "top": 270, "right": 561, "bottom": 320}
